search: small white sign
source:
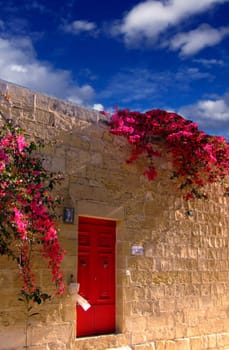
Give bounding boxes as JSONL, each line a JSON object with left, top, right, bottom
{"left": 76, "top": 294, "right": 91, "bottom": 311}
{"left": 131, "top": 245, "right": 144, "bottom": 255}
{"left": 68, "top": 283, "right": 91, "bottom": 311}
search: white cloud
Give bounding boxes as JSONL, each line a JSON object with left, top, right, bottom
{"left": 193, "top": 99, "right": 229, "bottom": 120}
{"left": 0, "top": 36, "right": 95, "bottom": 105}
{"left": 67, "top": 85, "right": 95, "bottom": 105}
{"left": 169, "top": 24, "right": 229, "bottom": 56}
{"left": 114, "top": 0, "right": 228, "bottom": 46}
{"left": 11, "top": 64, "right": 27, "bottom": 73}
{"left": 63, "top": 20, "right": 97, "bottom": 35}
{"left": 93, "top": 103, "right": 104, "bottom": 111}
{"left": 179, "top": 94, "right": 229, "bottom": 134}
{"left": 193, "top": 58, "right": 224, "bottom": 67}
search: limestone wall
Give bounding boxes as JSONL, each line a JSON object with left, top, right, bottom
{"left": 0, "top": 79, "right": 229, "bottom": 350}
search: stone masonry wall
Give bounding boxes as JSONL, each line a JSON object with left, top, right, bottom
{"left": 1, "top": 79, "right": 229, "bottom": 350}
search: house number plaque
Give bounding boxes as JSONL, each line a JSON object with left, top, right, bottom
{"left": 131, "top": 245, "right": 144, "bottom": 255}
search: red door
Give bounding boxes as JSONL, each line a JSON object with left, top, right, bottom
{"left": 77, "top": 217, "right": 116, "bottom": 337}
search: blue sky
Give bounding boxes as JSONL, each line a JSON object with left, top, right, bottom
{"left": 0, "top": 0, "right": 228, "bottom": 136}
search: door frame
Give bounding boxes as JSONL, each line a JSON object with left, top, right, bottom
{"left": 75, "top": 201, "right": 124, "bottom": 338}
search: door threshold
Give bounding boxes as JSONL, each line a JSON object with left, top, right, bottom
{"left": 76, "top": 333, "right": 118, "bottom": 340}
{"left": 75, "top": 332, "right": 130, "bottom": 350}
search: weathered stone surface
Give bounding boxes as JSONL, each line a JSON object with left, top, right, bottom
{"left": 1, "top": 80, "right": 229, "bottom": 349}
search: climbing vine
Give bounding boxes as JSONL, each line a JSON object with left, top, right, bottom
{"left": 0, "top": 92, "right": 65, "bottom": 296}
{"left": 108, "top": 108, "right": 229, "bottom": 199}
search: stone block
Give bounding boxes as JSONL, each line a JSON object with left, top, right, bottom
{"left": 107, "top": 347, "right": 132, "bottom": 350}
{"left": 0, "top": 328, "right": 25, "bottom": 349}
{"left": 52, "top": 156, "right": 66, "bottom": 172}
{"left": 190, "top": 336, "right": 203, "bottom": 350}
{"left": 31, "top": 322, "right": 73, "bottom": 346}
{"left": 133, "top": 343, "right": 155, "bottom": 349}
{"left": 217, "top": 333, "right": 229, "bottom": 347}
{"left": 47, "top": 342, "right": 67, "bottom": 350}
{"left": 208, "top": 334, "right": 217, "bottom": 348}
{"left": 164, "top": 340, "right": 176, "bottom": 350}
{"left": 131, "top": 332, "right": 146, "bottom": 345}
{"left": 175, "top": 338, "right": 190, "bottom": 350}
{"left": 155, "top": 340, "right": 166, "bottom": 350}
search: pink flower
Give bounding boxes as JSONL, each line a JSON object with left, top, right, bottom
{"left": 126, "top": 117, "right": 135, "bottom": 123}
{"left": 109, "top": 108, "right": 229, "bottom": 200}
{"left": 45, "top": 226, "right": 57, "bottom": 241}
{"left": 0, "top": 161, "right": 5, "bottom": 173}
{"left": 0, "top": 134, "right": 11, "bottom": 148}
{"left": 0, "top": 149, "right": 8, "bottom": 163}
{"left": 13, "top": 207, "right": 28, "bottom": 240}
{"left": 16, "top": 134, "right": 28, "bottom": 152}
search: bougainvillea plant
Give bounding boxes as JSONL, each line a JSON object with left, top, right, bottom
{"left": 108, "top": 108, "right": 229, "bottom": 199}
{"left": 0, "top": 92, "right": 65, "bottom": 298}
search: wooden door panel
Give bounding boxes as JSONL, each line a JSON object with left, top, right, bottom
{"left": 94, "top": 304, "right": 116, "bottom": 334}
{"left": 98, "top": 232, "right": 115, "bottom": 248}
{"left": 77, "top": 217, "right": 116, "bottom": 337}
{"left": 77, "top": 304, "right": 115, "bottom": 337}
{"left": 96, "top": 252, "right": 115, "bottom": 303}
{"left": 77, "top": 251, "right": 92, "bottom": 301}
{"left": 78, "top": 231, "right": 91, "bottom": 247}
{"left": 77, "top": 306, "right": 94, "bottom": 337}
